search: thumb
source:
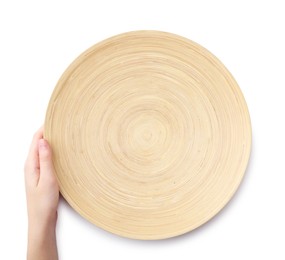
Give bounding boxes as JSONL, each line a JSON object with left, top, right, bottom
{"left": 38, "top": 139, "right": 55, "bottom": 182}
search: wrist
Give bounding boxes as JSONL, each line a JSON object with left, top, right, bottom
{"left": 28, "top": 212, "right": 57, "bottom": 237}
{"left": 28, "top": 222, "right": 57, "bottom": 249}
{"left": 27, "top": 217, "right": 58, "bottom": 259}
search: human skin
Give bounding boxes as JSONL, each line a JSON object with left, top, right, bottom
{"left": 24, "top": 127, "right": 59, "bottom": 260}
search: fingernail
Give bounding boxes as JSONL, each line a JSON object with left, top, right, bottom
{"left": 39, "top": 139, "right": 47, "bottom": 150}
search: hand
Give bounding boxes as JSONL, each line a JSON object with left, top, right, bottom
{"left": 25, "top": 126, "right": 59, "bottom": 227}
{"left": 24, "top": 127, "right": 59, "bottom": 260}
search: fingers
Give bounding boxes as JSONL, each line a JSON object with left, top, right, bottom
{"left": 25, "top": 127, "right": 58, "bottom": 190}
{"left": 24, "top": 127, "right": 44, "bottom": 187}
{"left": 38, "top": 139, "right": 57, "bottom": 185}
{"left": 25, "top": 126, "right": 44, "bottom": 172}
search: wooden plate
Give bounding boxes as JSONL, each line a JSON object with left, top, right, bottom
{"left": 44, "top": 31, "right": 251, "bottom": 240}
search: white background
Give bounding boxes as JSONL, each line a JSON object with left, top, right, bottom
{"left": 0, "top": 0, "right": 284, "bottom": 259}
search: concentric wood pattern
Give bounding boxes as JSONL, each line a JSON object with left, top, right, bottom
{"left": 44, "top": 31, "right": 251, "bottom": 240}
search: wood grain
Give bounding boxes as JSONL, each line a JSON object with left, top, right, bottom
{"left": 44, "top": 31, "right": 251, "bottom": 240}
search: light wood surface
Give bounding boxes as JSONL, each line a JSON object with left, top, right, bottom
{"left": 44, "top": 31, "right": 251, "bottom": 240}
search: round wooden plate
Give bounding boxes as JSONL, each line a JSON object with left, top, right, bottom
{"left": 44, "top": 31, "right": 251, "bottom": 240}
